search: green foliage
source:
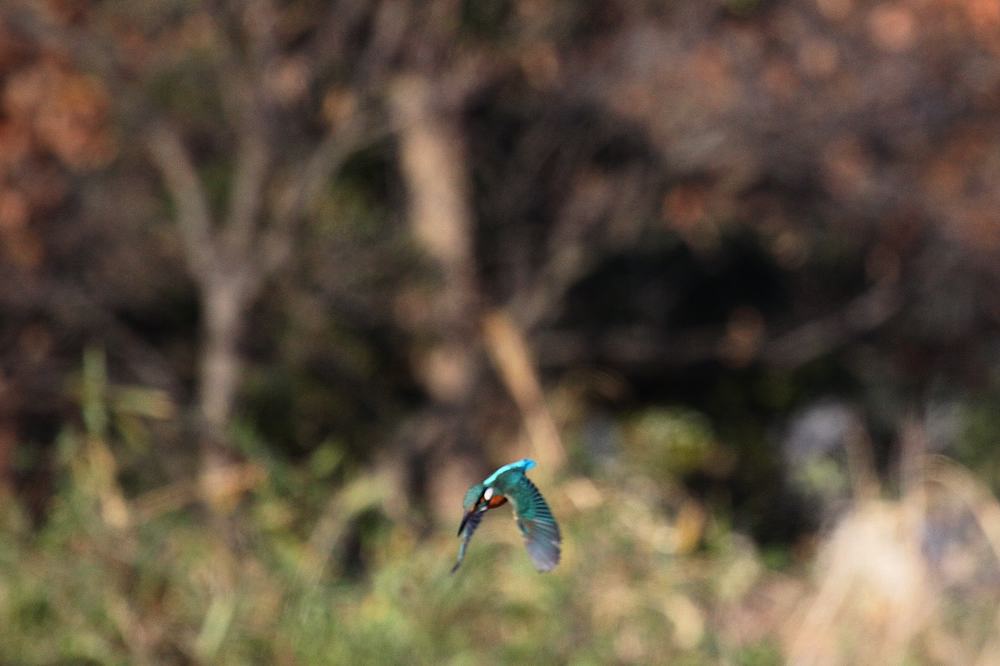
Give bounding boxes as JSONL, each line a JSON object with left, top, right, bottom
{"left": 955, "top": 393, "right": 1000, "bottom": 492}
{"left": 0, "top": 387, "right": 765, "bottom": 664}
{"left": 461, "top": 0, "right": 514, "bottom": 40}
{"left": 623, "top": 406, "right": 728, "bottom": 480}
{"left": 3, "top": 352, "right": 1000, "bottom": 664}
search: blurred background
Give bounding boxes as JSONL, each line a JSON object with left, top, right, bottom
{"left": 2, "top": 0, "right": 1000, "bottom": 663}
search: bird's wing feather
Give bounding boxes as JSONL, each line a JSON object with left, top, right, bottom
{"left": 510, "top": 477, "right": 561, "bottom": 572}
{"left": 462, "top": 483, "right": 485, "bottom": 511}
{"left": 451, "top": 508, "right": 485, "bottom": 574}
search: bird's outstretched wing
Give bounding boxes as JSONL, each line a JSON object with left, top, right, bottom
{"left": 510, "top": 477, "right": 561, "bottom": 572}
{"left": 451, "top": 509, "right": 485, "bottom": 574}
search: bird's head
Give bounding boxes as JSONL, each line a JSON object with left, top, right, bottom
{"left": 457, "top": 486, "right": 508, "bottom": 535}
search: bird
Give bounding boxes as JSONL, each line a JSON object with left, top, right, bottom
{"left": 451, "top": 458, "right": 561, "bottom": 573}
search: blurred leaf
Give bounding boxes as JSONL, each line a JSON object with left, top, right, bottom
{"left": 623, "top": 407, "right": 722, "bottom": 478}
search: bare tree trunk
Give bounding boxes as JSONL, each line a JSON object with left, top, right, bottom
{"left": 146, "top": 123, "right": 258, "bottom": 507}
{"left": 148, "top": 99, "right": 384, "bottom": 507}
{"left": 392, "top": 75, "right": 478, "bottom": 400}
{"left": 390, "top": 75, "right": 481, "bottom": 520}
{"left": 197, "top": 272, "right": 253, "bottom": 494}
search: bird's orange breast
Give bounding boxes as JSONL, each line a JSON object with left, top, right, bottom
{"left": 487, "top": 494, "right": 508, "bottom": 509}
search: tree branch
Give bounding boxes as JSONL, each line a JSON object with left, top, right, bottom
{"left": 262, "top": 112, "right": 392, "bottom": 274}
{"left": 146, "top": 123, "right": 216, "bottom": 280}
{"left": 310, "top": 0, "right": 372, "bottom": 68}
{"left": 533, "top": 283, "right": 904, "bottom": 371}
{"left": 762, "top": 282, "right": 903, "bottom": 368}
{"left": 223, "top": 129, "right": 271, "bottom": 259}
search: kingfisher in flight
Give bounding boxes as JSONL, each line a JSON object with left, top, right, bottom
{"left": 451, "top": 458, "right": 561, "bottom": 573}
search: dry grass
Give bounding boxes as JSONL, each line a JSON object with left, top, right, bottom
{"left": 780, "top": 425, "right": 1000, "bottom": 666}
{"left": 3, "top": 404, "right": 1000, "bottom": 664}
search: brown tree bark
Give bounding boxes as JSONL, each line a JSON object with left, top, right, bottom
{"left": 148, "top": 107, "right": 381, "bottom": 509}
{"left": 196, "top": 271, "right": 255, "bottom": 499}
{"left": 390, "top": 75, "right": 482, "bottom": 519}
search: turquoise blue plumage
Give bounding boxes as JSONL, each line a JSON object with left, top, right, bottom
{"left": 452, "top": 458, "right": 561, "bottom": 573}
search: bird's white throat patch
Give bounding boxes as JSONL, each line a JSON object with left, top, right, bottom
{"left": 483, "top": 487, "right": 494, "bottom": 500}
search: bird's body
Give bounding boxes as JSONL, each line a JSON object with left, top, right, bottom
{"left": 452, "top": 458, "right": 561, "bottom": 573}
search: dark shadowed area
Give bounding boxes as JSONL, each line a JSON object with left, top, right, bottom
{"left": 2, "top": 1, "right": 1000, "bottom": 663}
